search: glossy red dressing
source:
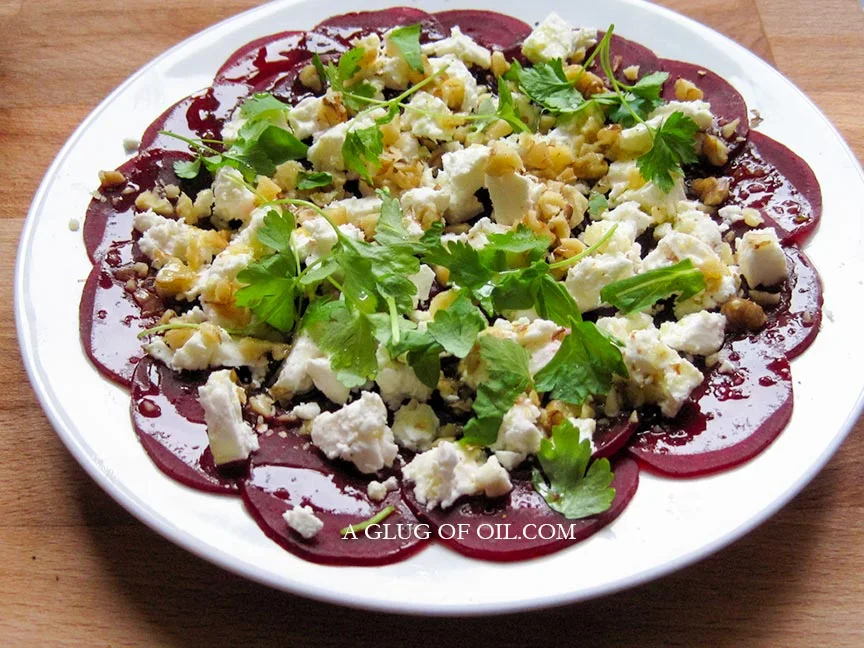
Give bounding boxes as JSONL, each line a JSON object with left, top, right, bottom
{"left": 130, "top": 357, "right": 237, "bottom": 493}
{"left": 591, "top": 33, "right": 662, "bottom": 83}
{"left": 628, "top": 337, "right": 793, "bottom": 477}
{"left": 433, "top": 9, "right": 531, "bottom": 56}
{"left": 314, "top": 7, "right": 447, "bottom": 43}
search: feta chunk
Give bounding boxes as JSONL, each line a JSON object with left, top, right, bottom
{"left": 290, "top": 401, "right": 321, "bottom": 420}
{"left": 133, "top": 210, "right": 227, "bottom": 269}
{"left": 270, "top": 334, "right": 350, "bottom": 405}
{"left": 282, "top": 505, "right": 324, "bottom": 539}
{"left": 422, "top": 26, "right": 492, "bottom": 69}
{"left": 438, "top": 144, "right": 491, "bottom": 222}
{"left": 600, "top": 201, "right": 653, "bottom": 236}
{"left": 569, "top": 417, "right": 598, "bottom": 454}
{"left": 565, "top": 255, "right": 635, "bottom": 312}
{"left": 409, "top": 264, "right": 436, "bottom": 307}
{"left": 737, "top": 228, "right": 788, "bottom": 288}
{"left": 521, "top": 13, "right": 597, "bottom": 63}
{"left": 211, "top": 167, "right": 257, "bottom": 229}
{"left": 402, "top": 92, "right": 453, "bottom": 140}
{"left": 492, "top": 395, "right": 544, "bottom": 470}
{"left": 428, "top": 56, "right": 479, "bottom": 113}
{"left": 606, "top": 160, "right": 687, "bottom": 219}
{"left": 392, "top": 399, "right": 441, "bottom": 451}
{"left": 660, "top": 311, "right": 727, "bottom": 356}
{"left": 290, "top": 215, "right": 365, "bottom": 265}
{"left": 486, "top": 172, "right": 541, "bottom": 226}
{"left": 403, "top": 441, "right": 512, "bottom": 510}
{"left": 375, "top": 347, "right": 433, "bottom": 408}
{"left": 367, "top": 476, "right": 399, "bottom": 502}
{"left": 307, "top": 109, "right": 385, "bottom": 172}
{"left": 598, "top": 314, "right": 704, "bottom": 416}
{"left": 287, "top": 95, "right": 334, "bottom": 140}
{"left": 618, "top": 101, "right": 715, "bottom": 153}
{"left": 197, "top": 370, "right": 258, "bottom": 465}
{"left": 310, "top": 391, "right": 398, "bottom": 474}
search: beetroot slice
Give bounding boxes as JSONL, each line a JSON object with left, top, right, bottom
{"left": 659, "top": 58, "right": 749, "bottom": 146}
{"left": 628, "top": 337, "right": 793, "bottom": 477}
{"left": 79, "top": 242, "right": 163, "bottom": 387}
{"left": 401, "top": 459, "right": 639, "bottom": 562}
{"left": 139, "top": 83, "right": 251, "bottom": 152}
{"left": 314, "top": 7, "right": 447, "bottom": 43}
{"left": 83, "top": 148, "right": 192, "bottom": 263}
{"left": 432, "top": 10, "right": 531, "bottom": 52}
{"left": 213, "top": 31, "right": 345, "bottom": 93}
{"left": 593, "top": 415, "right": 639, "bottom": 459}
{"left": 724, "top": 131, "right": 822, "bottom": 245}
{"left": 240, "top": 432, "right": 429, "bottom": 566}
{"left": 590, "top": 33, "right": 662, "bottom": 83}
{"left": 130, "top": 357, "right": 238, "bottom": 494}
{"left": 756, "top": 245, "right": 823, "bottom": 360}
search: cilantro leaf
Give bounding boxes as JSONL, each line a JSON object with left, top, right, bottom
{"left": 239, "top": 93, "right": 291, "bottom": 121}
{"left": 427, "top": 290, "right": 488, "bottom": 358}
{"left": 489, "top": 261, "right": 547, "bottom": 313}
{"left": 387, "top": 328, "right": 443, "bottom": 389}
{"left": 532, "top": 420, "right": 616, "bottom": 519}
{"left": 235, "top": 254, "right": 298, "bottom": 332}
{"left": 173, "top": 158, "right": 201, "bottom": 179}
{"left": 518, "top": 59, "right": 585, "bottom": 114}
{"left": 297, "top": 171, "right": 333, "bottom": 191}
{"left": 387, "top": 23, "right": 424, "bottom": 72}
{"left": 423, "top": 239, "right": 493, "bottom": 294}
{"left": 637, "top": 111, "right": 699, "bottom": 192}
{"left": 373, "top": 189, "right": 413, "bottom": 249}
{"left": 461, "top": 337, "right": 532, "bottom": 446}
{"left": 587, "top": 193, "right": 608, "bottom": 217}
{"left": 303, "top": 299, "right": 379, "bottom": 388}
{"left": 338, "top": 233, "right": 420, "bottom": 315}
{"left": 255, "top": 208, "right": 295, "bottom": 253}
{"left": 495, "top": 77, "right": 531, "bottom": 134}
{"left": 481, "top": 224, "right": 552, "bottom": 271}
{"left": 254, "top": 124, "right": 308, "bottom": 165}
{"left": 342, "top": 124, "right": 383, "bottom": 184}
{"left": 533, "top": 273, "right": 581, "bottom": 326}
{"left": 534, "top": 320, "right": 628, "bottom": 405}
{"left": 600, "top": 258, "right": 706, "bottom": 313}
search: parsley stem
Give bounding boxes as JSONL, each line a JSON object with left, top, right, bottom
{"left": 570, "top": 26, "right": 615, "bottom": 90}
{"left": 339, "top": 505, "right": 395, "bottom": 537}
{"left": 136, "top": 322, "right": 201, "bottom": 339}
{"left": 344, "top": 65, "right": 449, "bottom": 117}
{"left": 386, "top": 296, "right": 401, "bottom": 345}
{"left": 549, "top": 223, "right": 619, "bottom": 270}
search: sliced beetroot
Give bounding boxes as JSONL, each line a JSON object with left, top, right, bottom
{"left": 593, "top": 414, "right": 639, "bottom": 458}
{"left": 83, "top": 148, "right": 191, "bottom": 263}
{"left": 314, "top": 7, "right": 446, "bottom": 43}
{"left": 590, "top": 33, "right": 662, "bottom": 83}
{"left": 130, "top": 357, "right": 238, "bottom": 494}
{"left": 79, "top": 242, "right": 163, "bottom": 387}
{"left": 139, "top": 83, "right": 252, "bottom": 152}
{"left": 628, "top": 337, "right": 793, "bottom": 477}
{"left": 240, "top": 432, "right": 429, "bottom": 565}
{"left": 660, "top": 58, "right": 749, "bottom": 146}
{"left": 725, "top": 131, "right": 822, "bottom": 245}
{"left": 402, "top": 459, "right": 639, "bottom": 562}
{"left": 214, "top": 31, "right": 345, "bottom": 93}
{"left": 432, "top": 10, "right": 531, "bottom": 53}
{"left": 756, "top": 245, "right": 823, "bottom": 360}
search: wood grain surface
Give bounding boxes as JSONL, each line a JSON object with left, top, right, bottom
{"left": 2, "top": 1, "right": 863, "bottom": 645}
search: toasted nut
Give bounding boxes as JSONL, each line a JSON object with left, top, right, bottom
{"left": 622, "top": 65, "right": 640, "bottom": 82}
{"left": 691, "top": 176, "right": 731, "bottom": 206}
{"left": 491, "top": 50, "right": 510, "bottom": 78}
{"left": 256, "top": 176, "right": 281, "bottom": 201}
{"left": 749, "top": 289, "right": 782, "bottom": 307}
{"left": 596, "top": 124, "right": 622, "bottom": 147}
{"left": 722, "top": 297, "right": 767, "bottom": 331}
{"left": 486, "top": 141, "right": 524, "bottom": 176}
{"left": 565, "top": 65, "right": 605, "bottom": 96}
{"left": 299, "top": 63, "right": 322, "bottom": 92}
{"left": 571, "top": 152, "right": 609, "bottom": 179}
{"left": 98, "top": 170, "right": 126, "bottom": 187}
{"left": 703, "top": 134, "right": 730, "bottom": 167}
{"left": 135, "top": 189, "right": 174, "bottom": 216}
{"left": 721, "top": 118, "right": 741, "bottom": 140}
{"left": 163, "top": 184, "right": 180, "bottom": 199}
{"left": 674, "top": 78, "right": 704, "bottom": 101}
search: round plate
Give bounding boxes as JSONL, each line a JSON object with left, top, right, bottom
{"left": 15, "top": 0, "right": 864, "bottom": 615}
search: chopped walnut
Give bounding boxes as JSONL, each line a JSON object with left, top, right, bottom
{"left": 691, "top": 176, "right": 731, "bottom": 206}
{"left": 722, "top": 297, "right": 767, "bottom": 331}
{"left": 674, "top": 78, "right": 704, "bottom": 101}
{"left": 702, "top": 134, "right": 730, "bottom": 167}
{"left": 98, "top": 169, "right": 126, "bottom": 187}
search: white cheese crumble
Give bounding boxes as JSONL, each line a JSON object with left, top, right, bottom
{"left": 492, "top": 395, "right": 544, "bottom": 470}
{"left": 375, "top": 347, "right": 434, "bottom": 408}
{"left": 737, "top": 228, "right": 788, "bottom": 288}
{"left": 270, "top": 333, "right": 350, "bottom": 405}
{"left": 282, "top": 505, "right": 324, "bottom": 539}
{"left": 422, "top": 26, "right": 492, "bottom": 69}
{"left": 659, "top": 311, "right": 727, "bottom": 356}
{"left": 211, "top": 167, "right": 257, "bottom": 229}
{"left": 197, "top": 369, "right": 259, "bottom": 465}
{"left": 486, "top": 172, "right": 541, "bottom": 226}
{"left": 392, "top": 399, "right": 441, "bottom": 451}
{"left": 290, "top": 215, "right": 365, "bottom": 265}
{"left": 402, "top": 91, "right": 454, "bottom": 140}
{"left": 367, "top": 476, "right": 399, "bottom": 502}
{"left": 521, "top": 13, "right": 597, "bottom": 63}
{"left": 438, "top": 144, "right": 491, "bottom": 222}
{"left": 310, "top": 391, "right": 398, "bottom": 474}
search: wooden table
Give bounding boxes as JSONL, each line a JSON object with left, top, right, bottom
{"left": 2, "top": 1, "right": 863, "bottom": 645}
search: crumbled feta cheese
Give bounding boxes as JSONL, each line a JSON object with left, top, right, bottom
{"left": 403, "top": 441, "right": 512, "bottom": 510}
{"left": 290, "top": 216, "right": 365, "bottom": 265}
{"left": 291, "top": 401, "right": 321, "bottom": 420}
{"left": 618, "top": 101, "right": 715, "bottom": 153}
{"left": 400, "top": 186, "right": 450, "bottom": 228}
{"left": 674, "top": 207, "right": 726, "bottom": 253}
{"left": 310, "top": 391, "right": 398, "bottom": 473}
{"left": 197, "top": 369, "right": 259, "bottom": 465}
{"left": 422, "top": 26, "right": 492, "bottom": 69}
{"left": 605, "top": 160, "right": 687, "bottom": 219}
{"left": 367, "top": 475, "right": 399, "bottom": 502}
{"left": 282, "top": 505, "right": 324, "bottom": 539}
{"left": 438, "top": 144, "right": 490, "bottom": 222}
{"left": 402, "top": 91, "right": 453, "bottom": 140}
{"left": 521, "top": 13, "right": 597, "bottom": 63}
{"left": 270, "top": 334, "right": 350, "bottom": 404}
{"left": 737, "top": 228, "right": 788, "bottom": 288}
{"left": 375, "top": 347, "right": 433, "bottom": 408}
{"left": 597, "top": 314, "right": 704, "bottom": 416}
{"left": 492, "top": 395, "right": 544, "bottom": 470}
{"left": 428, "top": 56, "right": 479, "bottom": 113}
{"left": 133, "top": 210, "right": 226, "bottom": 269}
{"left": 486, "top": 172, "right": 541, "bottom": 226}
{"left": 287, "top": 95, "right": 329, "bottom": 140}
{"left": 409, "top": 264, "right": 436, "bottom": 307}
{"left": 331, "top": 195, "right": 382, "bottom": 229}
{"left": 211, "top": 167, "right": 257, "bottom": 229}
{"left": 307, "top": 109, "right": 386, "bottom": 172}
{"left": 392, "top": 399, "right": 441, "bottom": 451}
{"left": 600, "top": 201, "right": 653, "bottom": 236}
{"left": 570, "top": 417, "right": 597, "bottom": 452}
{"left": 660, "top": 311, "right": 727, "bottom": 356}
{"left": 565, "top": 254, "right": 636, "bottom": 312}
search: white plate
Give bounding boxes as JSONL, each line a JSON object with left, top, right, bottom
{"left": 15, "top": 0, "right": 864, "bottom": 615}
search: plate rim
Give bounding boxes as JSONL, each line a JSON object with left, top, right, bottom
{"left": 15, "top": 0, "right": 864, "bottom": 616}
